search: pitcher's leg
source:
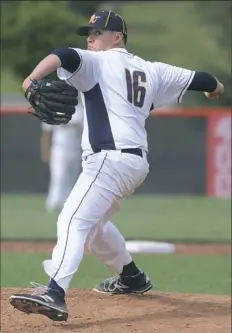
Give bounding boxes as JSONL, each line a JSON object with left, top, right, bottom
{"left": 9, "top": 151, "right": 151, "bottom": 320}
{"left": 65, "top": 151, "right": 83, "bottom": 196}
{"left": 10, "top": 166, "right": 115, "bottom": 322}
{"left": 85, "top": 220, "right": 132, "bottom": 273}
{"left": 59, "top": 154, "right": 80, "bottom": 205}
{"left": 43, "top": 173, "right": 122, "bottom": 293}
{"left": 85, "top": 218, "right": 153, "bottom": 294}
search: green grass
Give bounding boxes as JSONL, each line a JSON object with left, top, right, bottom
{"left": 1, "top": 194, "right": 231, "bottom": 242}
{"left": 1, "top": 69, "right": 21, "bottom": 94}
{"left": 1, "top": 194, "right": 230, "bottom": 295}
{"left": 1, "top": 253, "right": 230, "bottom": 295}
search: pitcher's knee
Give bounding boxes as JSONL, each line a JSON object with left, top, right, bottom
{"left": 57, "top": 207, "right": 98, "bottom": 234}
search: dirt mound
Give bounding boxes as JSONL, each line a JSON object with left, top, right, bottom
{"left": 1, "top": 289, "right": 230, "bottom": 333}
{"left": 1, "top": 241, "right": 231, "bottom": 255}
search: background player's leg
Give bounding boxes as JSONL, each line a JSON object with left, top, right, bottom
{"left": 46, "top": 147, "right": 67, "bottom": 212}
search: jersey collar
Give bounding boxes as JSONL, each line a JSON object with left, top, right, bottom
{"left": 111, "top": 48, "right": 129, "bottom": 54}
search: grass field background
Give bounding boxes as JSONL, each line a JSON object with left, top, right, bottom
{"left": 1, "top": 194, "right": 231, "bottom": 242}
{"left": 1, "top": 253, "right": 230, "bottom": 295}
{"left": 1, "top": 194, "right": 231, "bottom": 295}
{"left": 1, "top": 69, "right": 21, "bottom": 94}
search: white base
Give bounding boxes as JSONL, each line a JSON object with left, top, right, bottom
{"left": 126, "top": 241, "right": 175, "bottom": 254}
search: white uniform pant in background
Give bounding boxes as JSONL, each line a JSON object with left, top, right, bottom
{"left": 43, "top": 150, "right": 149, "bottom": 292}
{"left": 46, "top": 146, "right": 82, "bottom": 212}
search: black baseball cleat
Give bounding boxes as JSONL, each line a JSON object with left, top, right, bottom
{"left": 93, "top": 271, "right": 153, "bottom": 294}
{"left": 9, "top": 282, "right": 68, "bottom": 322}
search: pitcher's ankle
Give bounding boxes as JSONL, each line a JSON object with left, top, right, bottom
{"left": 121, "top": 261, "right": 140, "bottom": 277}
{"left": 48, "top": 278, "right": 65, "bottom": 298}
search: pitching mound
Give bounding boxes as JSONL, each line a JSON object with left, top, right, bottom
{"left": 1, "top": 289, "right": 230, "bottom": 333}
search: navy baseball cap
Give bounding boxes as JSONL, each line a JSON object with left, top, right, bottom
{"left": 76, "top": 10, "right": 127, "bottom": 42}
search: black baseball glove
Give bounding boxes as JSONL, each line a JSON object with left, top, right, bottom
{"left": 25, "top": 79, "right": 78, "bottom": 125}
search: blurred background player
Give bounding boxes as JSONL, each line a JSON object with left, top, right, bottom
{"left": 40, "top": 99, "right": 84, "bottom": 212}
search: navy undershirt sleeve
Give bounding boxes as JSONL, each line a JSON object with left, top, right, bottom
{"left": 188, "top": 71, "right": 217, "bottom": 92}
{"left": 51, "top": 48, "right": 81, "bottom": 73}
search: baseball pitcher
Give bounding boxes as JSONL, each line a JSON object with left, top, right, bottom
{"left": 10, "top": 10, "right": 224, "bottom": 322}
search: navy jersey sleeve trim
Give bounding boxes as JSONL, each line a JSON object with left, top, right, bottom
{"left": 188, "top": 71, "right": 218, "bottom": 92}
{"left": 67, "top": 50, "right": 83, "bottom": 82}
{"left": 51, "top": 48, "right": 82, "bottom": 73}
{"left": 178, "top": 71, "right": 195, "bottom": 103}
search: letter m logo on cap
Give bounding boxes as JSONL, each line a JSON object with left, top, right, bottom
{"left": 89, "top": 15, "right": 97, "bottom": 24}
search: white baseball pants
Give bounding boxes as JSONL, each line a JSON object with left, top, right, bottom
{"left": 43, "top": 150, "right": 149, "bottom": 292}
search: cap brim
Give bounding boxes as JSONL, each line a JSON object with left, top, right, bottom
{"left": 76, "top": 25, "right": 127, "bottom": 37}
{"left": 76, "top": 25, "right": 93, "bottom": 36}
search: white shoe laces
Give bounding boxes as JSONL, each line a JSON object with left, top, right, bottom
{"left": 30, "top": 281, "right": 49, "bottom": 295}
{"left": 106, "top": 276, "right": 129, "bottom": 292}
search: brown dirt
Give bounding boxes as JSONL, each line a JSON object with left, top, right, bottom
{"left": 0, "top": 241, "right": 231, "bottom": 255}
{"left": 1, "top": 289, "right": 230, "bottom": 333}
{"left": 1, "top": 241, "right": 231, "bottom": 332}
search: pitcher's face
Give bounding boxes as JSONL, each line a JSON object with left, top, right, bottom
{"left": 87, "top": 29, "right": 123, "bottom": 51}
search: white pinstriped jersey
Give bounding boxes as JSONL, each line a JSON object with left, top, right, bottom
{"left": 57, "top": 48, "right": 194, "bottom": 156}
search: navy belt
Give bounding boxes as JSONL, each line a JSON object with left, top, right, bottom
{"left": 92, "top": 147, "right": 143, "bottom": 158}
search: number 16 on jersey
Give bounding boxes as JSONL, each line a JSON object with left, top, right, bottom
{"left": 125, "top": 69, "right": 147, "bottom": 108}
